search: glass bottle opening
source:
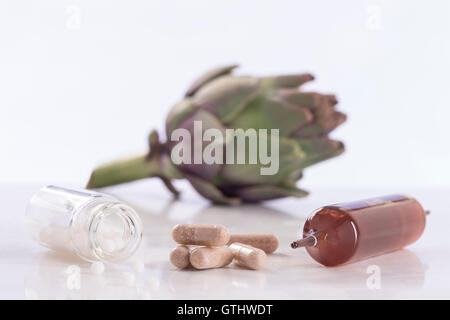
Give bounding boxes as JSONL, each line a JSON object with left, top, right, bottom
{"left": 88, "top": 203, "right": 142, "bottom": 263}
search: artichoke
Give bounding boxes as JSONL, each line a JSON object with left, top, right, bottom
{"left": 87, "top": 65, "right": 346, "bottom": 205}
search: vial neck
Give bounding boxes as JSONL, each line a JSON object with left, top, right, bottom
{"left": 88, "top": 202, "right": 142, "bottom": 263}
{"left": 71, "top": 200, "right": 142, "bottom": 263}
{"left": 290, "top": 231, "right": 321, "bottom": 249}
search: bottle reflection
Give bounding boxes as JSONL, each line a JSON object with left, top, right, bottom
{"left": 299, "top": 249, "right": 425, "bottom": 298}
{"left": 24, "top": 248, "right": 159, "bottom": 300}
{"left": 167, "top": 266, "right": 268, "bottom": 299}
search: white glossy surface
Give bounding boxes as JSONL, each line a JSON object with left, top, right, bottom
{"left": 1, "top": 181, "right": 450, "bottom": 299}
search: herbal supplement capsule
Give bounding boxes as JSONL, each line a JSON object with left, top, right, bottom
{"left": 229, "top": 243, "right": 267, "bottom": 270}
{"left": 189, "top": 247, "right": 233, "bottom": 270}
{"left": 172, "top": 224, "right": 230, "bottom": 246}
{"left": 169, "top": 246, "right": 191, "bottom": 269}
{"left": 227, "top": 234, "right": 279, "bottom": 254}
{"left": 291, "top": 194, "right": 427, "bottom": 267}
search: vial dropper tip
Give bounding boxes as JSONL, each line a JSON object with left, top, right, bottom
{"left": 290, "top": 232, "right": 320, "bottom": 249}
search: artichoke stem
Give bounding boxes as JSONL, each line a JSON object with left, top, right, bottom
{"left": 86, "top": 154, "right": 166, "bottom": 189}
{"left": 160, "top": 177, "right": 181, "bottom": 198}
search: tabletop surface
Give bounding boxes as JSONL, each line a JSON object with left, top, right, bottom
{"left": 1, "top": 181, "right": 449, "bottom": 300}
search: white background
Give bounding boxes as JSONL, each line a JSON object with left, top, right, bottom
{"left": 1, "top": 0, "right": 449, "bottom": 189}
{"left": 1, "top": 1, "right": 449, "bottom": 300}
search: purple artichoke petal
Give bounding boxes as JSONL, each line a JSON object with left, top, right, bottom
{"left": 176, "top": 110, "right": 225, "bottom": 180}
{"left": 278, "top": 90, "right": 333, "bottom": 108}
{"left": 293, "top": 111, "right": 347, "bottom": 138}
{"left": 325, "top": 94, "right": 338, "bottom": 106}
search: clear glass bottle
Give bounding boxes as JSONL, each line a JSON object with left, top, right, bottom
{"left": 25, "top": 185, "right": 143, "bottom": 263}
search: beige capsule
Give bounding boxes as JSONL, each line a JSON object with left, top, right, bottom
{"left": 227, "top": 234, "right": 279, "bottom": 254}
{"left": 172, "top": 224, "right": 230, "bottom": 246}
{"left": 189, "top": 247, "right": 234, "bottom": 270}
{"left": 229, "top": 242, "right": 267, "bottom": 270}
{"left": 169, "top": 245, "right": 191, "bottom": 269}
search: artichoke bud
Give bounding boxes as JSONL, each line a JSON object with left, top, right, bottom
{"left": 87, "top": 65, "right": 346, "bottom": 205}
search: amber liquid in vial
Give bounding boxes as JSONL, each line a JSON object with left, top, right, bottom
{"left": 291, "top": 195, "right": 426, "bottom": 266}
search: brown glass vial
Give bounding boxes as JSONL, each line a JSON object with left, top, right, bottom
{"left": 291, "top": 195, "right": 426, "bottom": 267}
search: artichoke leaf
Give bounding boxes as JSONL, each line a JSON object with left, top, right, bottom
{"left": 227, "top": 94, "right": 313, "bottom": 137}
{"left": 218, "top": 136, "right": 306, "bottom": 186}
{"left": 278, "top": 90, "right": 337, "bottom": 108}
{"left": 232, "top": 183, "right": 309, "bottom": 202}
{"left": 294, "top": 138, "right": 345, "bottom": 168}
{"left": 262, "top": 73, "right": 314, "bottom": 89}
{"left": 193, "top": 76, "right": 261, "bottom": 123}
{"left": 184, "top": 174, "right": 241, "bottom": 205}
{"left": 175, "top": 110, "right": 226, "bottom": 180}
{"left": 293, "top": 111, "right": 346, "bottom": 138}
{"left": 185, "top": 64, "right": 238, "bottom": 97}
{"left": 165, "top": 99, "right": 195, "bottom": 138}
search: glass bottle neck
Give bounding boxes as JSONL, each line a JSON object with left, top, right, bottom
{"left": 72, "top": 200, "right": 142, "bottom": 263}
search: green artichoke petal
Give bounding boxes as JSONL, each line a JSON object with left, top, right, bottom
{"left": 185, "top": 65, "right": 239, "bottom": 97}
{"left": 232, "top": 183, "right": 309, "bottom": 202}
{"left": 226, "top": 94, "right": 313, "bottom": 137}
{"left": 165, "top": 98, "right": 195, "bottom": 138}
{"left": 218, "top": 136, "right": 306, "bottom": 186}
{"left": 287, "top": 168, "right": 303, "bottom": 182}
{"left": 192, "top": 76, "right": 260, "bottom": 123}
{"left": 184, "top": 174, "right": 241, "bottom": 205}
{"left": 294, "top": 138, "right": 345, "bottom": 168}
{"left": 262, "top": 73, "right": 314, "bottom": 89}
